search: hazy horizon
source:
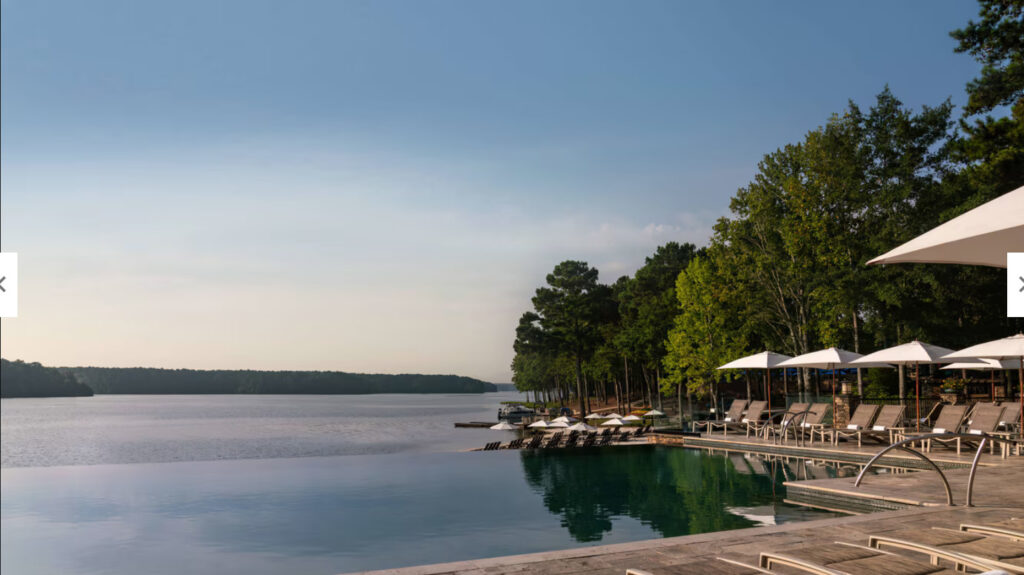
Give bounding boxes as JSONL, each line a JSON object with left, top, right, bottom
{"left": 1, "top": 0, "right": 982, "bottom": 382}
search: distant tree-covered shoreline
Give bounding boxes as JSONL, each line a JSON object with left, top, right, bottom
{"left": 1, "top": 359, "right": 95, "bottom": 398}
{"left": 62, "top": 366, "right": 497, "bottom": 395}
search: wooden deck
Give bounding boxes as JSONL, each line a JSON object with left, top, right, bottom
{"left": 341, "top": 506, "right": 1023, "bottom": 575}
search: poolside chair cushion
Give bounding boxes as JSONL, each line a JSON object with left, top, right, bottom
{"left": 847, "top": 423, "right": 862, "bottom": 430}
{"left": 933, "top": 427, "right": 946, "bottom": 434}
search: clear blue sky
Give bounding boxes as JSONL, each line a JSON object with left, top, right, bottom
{"left": 0, "top": 0, "right": 983, "bottom": 382}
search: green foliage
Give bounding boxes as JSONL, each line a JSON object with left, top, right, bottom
{"left": 863, "top": 368, "right": 898, "bottom": 399}
{"left": 1, "top": 359, "right": 94, "bottom": 398}
{"left": 662, "top": 257, "right": 746, "bottom": 400}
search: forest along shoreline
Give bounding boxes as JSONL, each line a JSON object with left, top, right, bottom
{"left": 0, "top": 359, "right": 500, "bottom": 397}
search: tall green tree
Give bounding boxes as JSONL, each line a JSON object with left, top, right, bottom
{"left": 663, "top": 256, "right": 746, "bottom": 409}
{"left": 532, "top": 261, "right": 604, "bottom": 417}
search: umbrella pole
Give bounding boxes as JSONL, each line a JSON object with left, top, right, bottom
{"left": 915, "top": 361, "right": 920, "bottom": 432}
{"left": 991, "top": 370, "right": 996, "bottom": 402}
{"left": 1019, "top": 357, "right": 1023, "bottom": 432}
{"left": 764, "top": 370, "right": 770, "bottom": 418}
{"left": 831, "top": 368, "right": 836, "bottom": 430}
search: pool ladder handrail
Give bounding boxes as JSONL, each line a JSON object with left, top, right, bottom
{"left": 774, "top": 407, "right": 816, "bottom": 447}
{"left": 853, "top": 431, "right": 1014, "bottom": 507}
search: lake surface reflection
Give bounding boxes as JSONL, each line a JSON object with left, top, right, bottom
{"left": 2, "top": 446, "right": 841, "bottom": 574}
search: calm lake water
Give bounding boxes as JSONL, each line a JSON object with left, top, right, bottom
{"left": 1, "top": 394, "right": 844, "bottom": 574}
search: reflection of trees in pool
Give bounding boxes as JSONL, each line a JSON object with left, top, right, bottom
{"left": 519, "top": 446, "right": 783, "bottom": 542}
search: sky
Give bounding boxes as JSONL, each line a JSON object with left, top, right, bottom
{"left": 0, "top": 0, "right": 984, "bottom": 382}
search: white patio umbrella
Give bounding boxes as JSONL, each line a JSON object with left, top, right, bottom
{"left": 547, "top": 421, "right": 570, "bottom": 428}
{"left": 644, "top": 409, "right": 664, "bottom": 417}
{"left": 567, "top": 422, "right": 597, "bottom": 432}
{"left": 943, "top": 334, "right": 1024, "bottom": 430}
{"left": 621, "top": 414, "right": 642, "bottom": 422}
{"left": 584, "top": 413, "right": 604, "bottom": 420}
{"left": 489, "top": 421, "right": 517, "bottom": 430}
{"left": 719, "top": 351, "right": 794, "bottom": 418}
{"left": 868, "top": 185, "right": 1024, "bottom": 268}
{"left": 527, "top": 420, "right": 549, "bottom": 429}
{"left": 852, "top": 341, "right": 956, "bottom": 431}
{"left": 601, "top": 418, "right": 625, "bottom": 426}
{"left": 941, "top": 358, "right": 1023, "bottom": 402}
{"left": 604, "top": 413, "right": 624, "bottom": 419}
{"left": 552, "top": 416, "right": 577, "bottom": 423}
{"left": 778, "top": 348, "right": 892, "bottom": 428}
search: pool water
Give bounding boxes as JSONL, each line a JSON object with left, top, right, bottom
{"left": 1, "top": 445, "right": 844, "bottom": 574}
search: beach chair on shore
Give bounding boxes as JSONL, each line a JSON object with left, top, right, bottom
{"left": 597, "top": 434, "right": 613, "bottom": 447}
{"left": 543, "top": 431, "right": 563, "bottom": 448}
{"left": 961, "top": 518, "right": 1024, "bottom": 542}
{"left": 742, "top": 401, "right": 769, "bottom": 438}
{"left": 869, "top": 527, "right": 1024, "bottom": 573}
{"left": 524, "top": 435, "right": 543, "bottom": 449}
{"left": 825, "top": 404, "right": 880, "bottom": 446}
{"left": 759, "top": 541, "right": 964, "bottom": 574}
{"left": 850, "top": 404, "right": 905, "bottom": 447}
{"left": 563, "top": 435, "right": 578, "bottom": 448}
{"left": 504, "top": 438, "right": 524, "bottom": 449}
{"left": 482, "top": 441, "right": 501, "bottom": 451}
{"left": 800, "top": 403, "right": 832, "bottom": 444}
{"left": 696, "top": 399, "right": 747, "bottom": 436}
{"left": 581, "top": 434, "right": 596, "bottom": 448}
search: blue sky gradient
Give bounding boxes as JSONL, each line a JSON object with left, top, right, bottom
{"left": 1, "top": 0, "right": 983, "bottom": 381}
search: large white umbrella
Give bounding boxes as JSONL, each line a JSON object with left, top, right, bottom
{"left": 622, "top": 414, "right": 642, "bottom": 422}
{"left": 778, "top": 348, "right": 892, "bottom": 428}
{"left": 603, "top": 413, "right": 624, "bottom": 419}
{"left": 868, "top": 185, "right": 1024, "bottom": 268}
{"left": 601, "top": 418, "right": 625, "bottom": 426}
{"left": 547, "top": 421, "right": 570, "bottom": 428}
{"left": 943, "top": 334, "right": 1024, "bottom": 430}
{"left": 584, "top": 413, "right": 604, "bottom": 420}
{"left": 644, "top": 409, "right": 664, "bottom": 417}
{"left": 552, "top": 416, "right": 577, "bottom": 423}
{"left": 527, "top": 420, "right": 549, "bottom": 429}
{"left": 852, "top": 341, "right": 956, "bottom": 431}
{"left": 489, "top": 421, "right": 517, "bottom": 430}
{"left": 719, "top": 351, "right": 794, "bottom": 418}
{"left": 941, "top": 358, "right": 1023, "bottom": 402}
{"left": 567, "top": 422, "right": 597, "bottom": 432}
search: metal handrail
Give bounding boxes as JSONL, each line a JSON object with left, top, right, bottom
{"left": 775, "top": 408, "right": 816, "bottom": 447}
{"left": 853, "top": 431, "right": 1014, "bottom": 507}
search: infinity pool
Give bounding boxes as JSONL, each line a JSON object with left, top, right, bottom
{"left": 1, "top": 445, "right": 844, "bottom": 574}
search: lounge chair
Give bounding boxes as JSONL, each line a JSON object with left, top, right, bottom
{"left": 742, "top": 401, "right": 769, "bottom": 438}
{"left": 900, "top": 404, "right": 968, "bottom": 451}
{"left": 826, "top": 404, "right": 880, "bottom": 446}
{"left": 869, "top": 527, "right": 1024, "bottom": 573}
{"left": 581, "top": 435, "right": 596, "bottom": 448}
{"left": 563, "top": 435, "right": 578, "bottom": 448}
{"left": 851, "top": 404, "right": 906, "bottom": 447}
{"left": 524, "top": 435, "right": 543, "bottom": 449}
{"left": 767, "top": 402, "right": 809, "bottom": 442}
{"left": 482, "top": 441, "right": 501, "bottom": 451}
{"left": 961, "top": 518, "right": 1024, "bottom": 542}
{"left": 760, "top": 542, "right": 963, "bottom": 574}
{"left": 543, "top": 431, "right": 563, "bottom": 448}
{"left": 505, "top": 438, "right": 524, "bottom": 449}
{"left": 696, "top": 399, "right": 748, "bottom": 436}
{"left": 597, "top": 434, "right": 613, "bottom": 447}
{"left": 800, "top": 403, "right": 833, "bottom": 444}
{"left": 927, "top": 404, "right": 1005, "bottom": 455}
{"left": 998, "top": 403, "right": 1022, "bottom": 433}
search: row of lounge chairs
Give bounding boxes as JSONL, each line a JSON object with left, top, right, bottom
{"left": 697, "top": 398, "right": 1022, "bottom": 453}
{"left": 481, "top": 426, "right": 653, "bottom": 451}
{"left": 626, "top": 516, "right": 1024, "bottom": 574}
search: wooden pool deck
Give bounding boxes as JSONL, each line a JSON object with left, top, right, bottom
{"left": 342, "top": 506, "right": 1023, "bottom": 575}
{"left": 345, "top": 432, "right": 1024, "bottom": 575}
